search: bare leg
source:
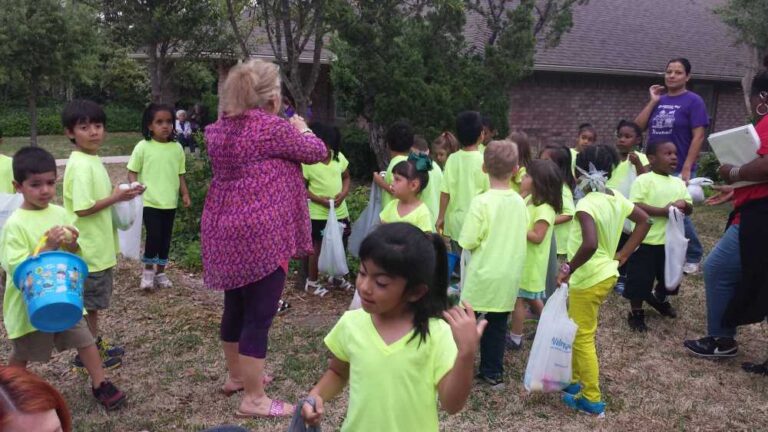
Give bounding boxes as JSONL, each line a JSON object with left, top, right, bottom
{"left": 308, "top": 240, "right": 321, "bottom": 282}
{"left": 510, "top": 298, "right": 526, "bottom": 336}
{"left": 144, "top": 264, "right": 154, "bottom": 271}
{"left": 78, "top": 345, "right": 106, "bottom": 387}
{"left": 157, "top": 264, "right": 166, "bottom": 274}
{"left": 237, "top": 355, "right": 293, "bottom": 416}
{"left": 222, "top": 341, "right": 243, "bottom": 392}
{"left": 85, "top": 310, "right": 99, "bottom": 338}
{"left": 527, "top": 299, "right": 545, "bottom": 316}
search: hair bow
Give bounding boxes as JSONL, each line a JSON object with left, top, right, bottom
{"left": 409, "top": 152, "right": 433, "bottom": 172}
{"left": 576, "top": 162, "right": 608, "bottom": 193}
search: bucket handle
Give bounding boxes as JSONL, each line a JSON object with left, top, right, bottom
{"left": 32, "top": 235, "right": 48, "bottom": 258}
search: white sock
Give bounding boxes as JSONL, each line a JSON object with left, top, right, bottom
{"left": 509, "top": 333, "right": 523, "bottom": 344}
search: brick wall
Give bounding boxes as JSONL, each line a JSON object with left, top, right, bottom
{"left": 507, "top": 71, "right": 748, "bottom": 154}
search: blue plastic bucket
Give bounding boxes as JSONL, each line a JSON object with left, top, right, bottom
{"left": 447, "top": 252, "right": 460, "bottom": 279}
{"left": 13, "top": 251, "right": 88, "bottom": 333}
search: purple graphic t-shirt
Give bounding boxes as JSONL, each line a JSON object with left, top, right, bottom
{"left": 648, "top": 91, "right": 710, "bottom": 172}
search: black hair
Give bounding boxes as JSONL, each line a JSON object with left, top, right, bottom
{"left": 13, "top": 146, "right": 56, "bottom": 183}
{"left": 481, "top": 115, "right": 494, "bottom": 130}
{"left": 616, "top": 119, "right": 644, "bottom": 146}
{"left": 141, "top": 103, "right": 177, "bottom": 141}
{"left": 456, "top": 111, "right": 483, "bottom": 147}
{"left": 528, "top": 159, "right": 563, "bottom": 214}
{"left": 385, "top": 120, "right": 414, "bottom": 153}
{"left": 578, "top": 123, "right": 597, "bottom": 139}
{"left": 667, "top": 57, "right": 692, "bottom": 75}
{"left": 309, "top": 122, "right": 341, "bottom": 161}
{"left": 359, "top": 223, "right": 449, "bottom": 345}
{"left": 540, "top": 144, "right": 576, "bottom": 191}
{"left": 61, "top": 100, "right": 107, "bottom": 143}
{"left": 645, "top": 139, "right": 675, "bottom": 157}
{"left": 412, "top": 135, "right": 429, "bottom": 152}
{"left": 392, "top": 159, "right": 430, "bottom": 193}
{"left": 575, "top": 144, "right": 619, "bottom": 180}
{"left": 750, "top": 56, "right": 768, "bottom": 97}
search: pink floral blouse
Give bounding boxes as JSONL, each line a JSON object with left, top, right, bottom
{"left": 202, "top": 109, "right": 327, "bottom": 290}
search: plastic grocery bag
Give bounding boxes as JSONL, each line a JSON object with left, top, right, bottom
{"left": 664, "top": 206, "right": 688, "bottom": 290}
{"left": 348, "top": 183, "right": 382, "bottom": 258}
{"left": 458, "top": 249, "right": 471, "bottom": 290}
{"left": 616, "top": 168, "right": 637, "bottom": 234}
{"left": 0, "top": 193, "right": 23, "bottom": 230}
{"left": 524, "top": 283, "right": 578, "bottom": 392}
{"left": 318, "top": 200, "right": 349, "bottom": 277}
{"left": 687, "top": 177, "right": 714, "bottom": 204}
{"left": 111, "top": 185, "right": 137, "bottom": 230}
{"left": 118, "top": 196, "right": 144, "bottom": 260}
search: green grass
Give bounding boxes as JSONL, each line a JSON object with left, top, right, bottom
{"left": 1, "top": 132, "right": 141, "bottom": 159}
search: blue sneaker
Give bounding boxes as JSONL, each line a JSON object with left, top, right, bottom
{"left": 562, "top": 393, "right": 606, "bottom": 418}
{"left": 561, "top": 382, "right": 582, "bottom": 395}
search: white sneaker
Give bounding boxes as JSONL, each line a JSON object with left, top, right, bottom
{"left": 140, "top": 269, "right": 155, "bottom": 290}
{"left": 328, "top": 276, "right": 354, "bottom": 291}
{"left": 155, "top": 272, "right": 173, "bottom": 288}
{"left": 305, "top": 279, "right": 328, "bottom": 297}
{"left": 682, "top": 262, "right": 700, "bottom": 275}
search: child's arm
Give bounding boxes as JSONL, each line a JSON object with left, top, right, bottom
{"left": 307, "top": 190, "right": 330, "bottom": 208}
{"left": 615, "top": 205, "right": 651, "bottom": 266}
{"left": 554, "top": 214, "right": 572, "bottom": 225}
{"left": 436, "top": 192, "right": 450, "bottom": 234}
{"left": 633, "top": 202, "right": 671, "bottom": 218}
{"left": 628, "top": 152, "right": 648, "bottom": 175}
{"left": 74, "top": 186, "right": 140, "bottom": 217}
{"left": 557, "top": 211, "right": 597, "bottom": 284}
{"left": 372, "top": 171, "right": 391, "bottom": 193}
{"left": 438, "top": 303, "right": 486, "bottom": 414}
{"left": 526, "top": 220, "right": 550, "bottom": 244}
{"left": 301, "top": 356, "right": 350, "bottom": 427}
{"left": 335, "top": 169, "right": 351, "bottom": 206}
{"left": 674, "top": 199, "right": 693, "bottom": 215}
{"left": 128, "top": 170, "right": 138, "bottom": 184}
{"left": 179, "top": 175, "right": 191, "bottom": 208}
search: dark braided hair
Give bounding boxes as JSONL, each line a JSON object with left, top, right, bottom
{"left": 575, "top": 144, "right": 620, "bottom": 180}
{"left": 540, "top": 145, "right": 576, "bottom": 192}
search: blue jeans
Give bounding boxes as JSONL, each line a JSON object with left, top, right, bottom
{"left": 704, "top": 225, "right": 740, "bottom": 338}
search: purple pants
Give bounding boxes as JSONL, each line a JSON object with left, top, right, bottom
{"left": 220, "top": 267, "right": 285, "bottom": 358}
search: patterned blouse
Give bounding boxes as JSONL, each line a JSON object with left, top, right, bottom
{"left": 202, "top": 108, "right": 327, "bottom": 290}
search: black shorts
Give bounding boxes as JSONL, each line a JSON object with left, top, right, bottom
{"left": 623, "top": 243, "right": 680, "bottom": 301}
{"left": 310, "top": 218, "right": 352, "bottom": 243}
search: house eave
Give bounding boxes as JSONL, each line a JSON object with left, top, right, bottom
{"left": 533, "top": 63, "right": 743, "bottom": 83}
{"left": 127, "top": 52, "right": 331, "bottom": 65}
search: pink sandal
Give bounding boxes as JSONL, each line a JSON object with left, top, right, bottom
{"left": 235, "top": 399, "right": 292, "bottom": 418}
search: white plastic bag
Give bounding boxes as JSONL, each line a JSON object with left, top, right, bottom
{"left": 349, "top": 290, "right": 362, "bottom": 310}
{"left": 111, "top": 184, "right": 136, "bottom": 230}
{"left": 318, "top": 200, "right": 349, "bottom": 277}
{"left": 687, "top": 177, "right": 714, "bottom": 204}
{"left": 524, "top": 283, "right": 578, "bottom": 392}
{"left": 348, "top": 183, "right": 382, "bottom": 258}
{"left": 664, "top": 206, "right": 688, "bottom": 290}
{"left": 118, "top": 196, "right": 144, "bottom": 260}
{"left": 0, "top": 193, "right": 23, "bottom": 231}
{"left": 458, "top": 249, "right": 471, "bottom": 290}
{"left": 616, "top": 168, "right": 637, "bottom": 234}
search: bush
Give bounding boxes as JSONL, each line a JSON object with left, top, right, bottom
{"left": 340, "top": 125, "right": 377, "bottom": 181}
{"left": 0, "top": 104, "right": 141, "bottom": 137}
{"left": 697, "top": 151, "right": 721, "bottom": 183}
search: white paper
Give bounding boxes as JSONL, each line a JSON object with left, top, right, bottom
{"left": 708, "top": 125, "right": 762, "bottom": 187}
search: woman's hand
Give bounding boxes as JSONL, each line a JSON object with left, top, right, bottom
{"left": 705, "top": 185, "right": 735, "bottom": 206}
{"left": 289, "top": 115, "right": 309, "bottom": 132}
{"left": 442, "top": 302, "right": 487, "bottom": 357}
{"left": 301, "top": 396, "right": 324, "bottom": 427}
{"left": 649, "top": 85, "right": 665, "bottom": 103}
{"left": 718, "top": 164, "right": 736, "bottom": 184}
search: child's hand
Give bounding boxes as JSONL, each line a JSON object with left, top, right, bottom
{"left": 628, "top": 152, "right": 641, "bottom": 165}
{"left": 673, "top": 200, "right": 687, "bottom": 211}
{"left": 301, "top": 396, "right": 324, "bottom": 427}
{"left": 556, "top": 269, "right": 571, "bottom": 285}
{"left": 182, "top": 194, "right": 191, "bottom": 208}
{"left": 334, "top": 193, "right": 346, "bottom": 206}
{"left": 44, "top": 226, "right": 68, "bottom": 251}
{"left": 443, "top": 302, "right": 487, "bottom": 357}
{"left": 112, "top": 185, "right": 140, "bottom": 203}
{"left": 614, "top": 251, "right": 629, "bottom": 267}
{"left": 436, "top": 217, "right": 445, "bottom": 235}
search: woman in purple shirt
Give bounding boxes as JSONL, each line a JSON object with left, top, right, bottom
{"left": 635, "top": 58, "right": 708, "bottom": 273}
{"left": 202, "top": 60, "right": 327, "bottom": 418}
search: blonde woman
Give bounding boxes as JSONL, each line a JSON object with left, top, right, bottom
{"left": 202, "top": 60, "right": 327, "bottom": 418}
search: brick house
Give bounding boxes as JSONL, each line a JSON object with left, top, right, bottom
{"left": 466, "top": 0, "right": 752, "bottom": 150}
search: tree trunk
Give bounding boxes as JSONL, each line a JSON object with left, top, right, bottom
{"left": 28, "top": 81, "right": 39, "bottom": 147}
{"left": 368, "top": 122, "right": 388, "bottom": 171}
{"left": 148, "top": 43, "right": 163, "bottom": 103}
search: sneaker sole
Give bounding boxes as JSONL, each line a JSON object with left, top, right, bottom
{"left": 103, "top": 395, "right": 127, "bottom": 411}
{"left": 684, "top": 345, "right": 738, "bottom": 359}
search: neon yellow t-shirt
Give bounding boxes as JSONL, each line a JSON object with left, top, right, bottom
{"left": 509, "top": 166, "right": 527, "bottom": 193}
{"left": 127, "top": 139, "right": 186, "bottom": 209}
{"left": 554, "top": 185, "right": 575, "bottom": 255}
{"left": 459, "top": 189, "right": 528, "bottom": 312}
{"left": 381, "top": 154, "right": 408, "bottom": 210}
{"left": 1, "top": 205, "right": 77, "bottom": 339}
{"left": 421, "top": 163, "right": 443, "bottom": 227}
{"left": 570, "top": 148, "right": 579, "bottom": 176}
{"left": 379, "top": 200, "right": 433, "bottom": 232}
{"left": 606, "top": 152, "right": 649, "bottom": 194}
{"left": 0, "top": 155, "right": 14, "bottom": 194}
{"left": 63, "top": 151, "right": 118, "bottom": 272}
{"left": 324, "top": 309, "right": 458, "bottom": 432}
{"left": 440, "top": 150, "right": 489, "bottom": 239}
{"left": 520, "top": 202, "right": 556, "bottom": 293}
{"left": 629, "top": 172, "right": 692, "bottom": 245}
{"left": 567, "top": 191, "right": 635, "bottom": 290}
{"left": 302, "top": 152, "right": 350, "bottom": 220}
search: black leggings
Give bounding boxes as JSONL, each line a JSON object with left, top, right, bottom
{"left": 143, "top": 207, "right": 176, "bottom": 266}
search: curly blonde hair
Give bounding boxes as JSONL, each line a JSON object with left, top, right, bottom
{"left": 221, "top": 59, "right": 281, "bottom": 116}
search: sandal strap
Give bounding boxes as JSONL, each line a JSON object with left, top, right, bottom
{"left": 269, "top": 399, "right": 287, "bottom": 416}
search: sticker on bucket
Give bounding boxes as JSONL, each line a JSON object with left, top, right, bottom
{"left": 13, "top": 251, "right": 89, "bottom": 333}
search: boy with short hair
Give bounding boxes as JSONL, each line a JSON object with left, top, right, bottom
{"left": 437, "top": 111, "right": 490, "bottom": 244}
{"left": 1, "top": 146, "right": 126, "bottom": 410}
{"left": 412, "top": 135, "right": 442, "bottom": 227}
{"left": 623, "top": 140, "right": 693, "bottom": 331}
{"left": 61, "top": 100, "right": 141, "bottom": 368}
{"left": 372, "top": 120, "right": 413, "bottom": 209}
{"left": 458, "top": 139, "right": 528, "bottom": 388}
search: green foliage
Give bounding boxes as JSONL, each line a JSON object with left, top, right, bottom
{"left": 171, "top": 61, "right": 218, "bottom": 108}
{"left": 340, "top": 125, "right": 376, "bottom": 180}
{"left": 345, "top": 185, "right": 372, "bottom": 222}
{"left": 0, "top": 105, "right": 140, "bottom": 137}
{"left": 697, "top": 152, "right": 722, "bottom": 183}
{"left": 171, "top": 133, "right": 210, "bottom": 270}
{"left": 715, "top": 0, "right": 768, "bottom": 52}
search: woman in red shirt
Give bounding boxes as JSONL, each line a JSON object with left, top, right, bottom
{"left": 684, "top": 62, "right": 768, "bottom": 376}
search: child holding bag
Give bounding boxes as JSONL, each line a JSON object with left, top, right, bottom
{"left": 379, "top": 155, "right": 434, "bottom": 232}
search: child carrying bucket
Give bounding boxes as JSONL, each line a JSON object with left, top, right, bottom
{"left": 0, "top": 147, "right": 126, "bottom": 410}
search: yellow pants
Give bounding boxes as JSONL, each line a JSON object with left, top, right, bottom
{"left": 568, "top": 276, "right": 616, "bottom": 403}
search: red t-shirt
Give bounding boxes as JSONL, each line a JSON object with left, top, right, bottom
{"left": 731, "top": 116, "right": 768, "bottom": 225}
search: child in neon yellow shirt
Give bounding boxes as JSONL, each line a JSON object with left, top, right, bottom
{"left": 2, "top": 146, "right": 126, "bottom": 410}
{"left": 128, "top": 104, "right": 190, "bottom": 290}
{"left": 540, "top": 145, "right": 576, "bottom": 257}
{"left": 624, "top": 140, "right": 692, "bottom": 332}
{"left": 302, "top": 122, "right": 352, "bottom": 296}
{"left": 412, "top": 135, "right": 442, "bottom": 226}
{"left": 372, "top": 121, "right": 411, "bottom": 209}
{"left": 300, "top": 223, "right": 485, "bottom": 431}
{"left": 508, "top": 159, "right": 563, "bottom": 350}
{"left": 556, "top": 144, "right": 650, "bottom": 417}
{"left": 459, "top": 139, "right": 528, "bottom": 387}
{"left": 430, "top": 131, "right": 459, "bottom": 169}
{"left": 507, "top": 131, "right": 532, "bottom": 193}
{"left": 379, "top": 155, "right": 434, "bottom": 232}
{"left": 437, "top": 111, "right": 490, "bottom": 243}
{"left": 569, "top": 123, "right": 597, "bottom": 177}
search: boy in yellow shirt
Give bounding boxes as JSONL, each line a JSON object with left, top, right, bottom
{"left": 459, "top": 139, "right": 528, "bottom": 388}
{"left": 437, "top": 111, "right": 490, "bottom": 247}
{"left": 62, "top": 100, "right": 141, "bottom": 369}
{"left": 1, "top": 146, "right": 126, "bottom": 410}
{"left": 372, "top": 120, "right": 411, "bottom": 209}
{"left": 624, "top": 140, "right": 692, "bottom": 331}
